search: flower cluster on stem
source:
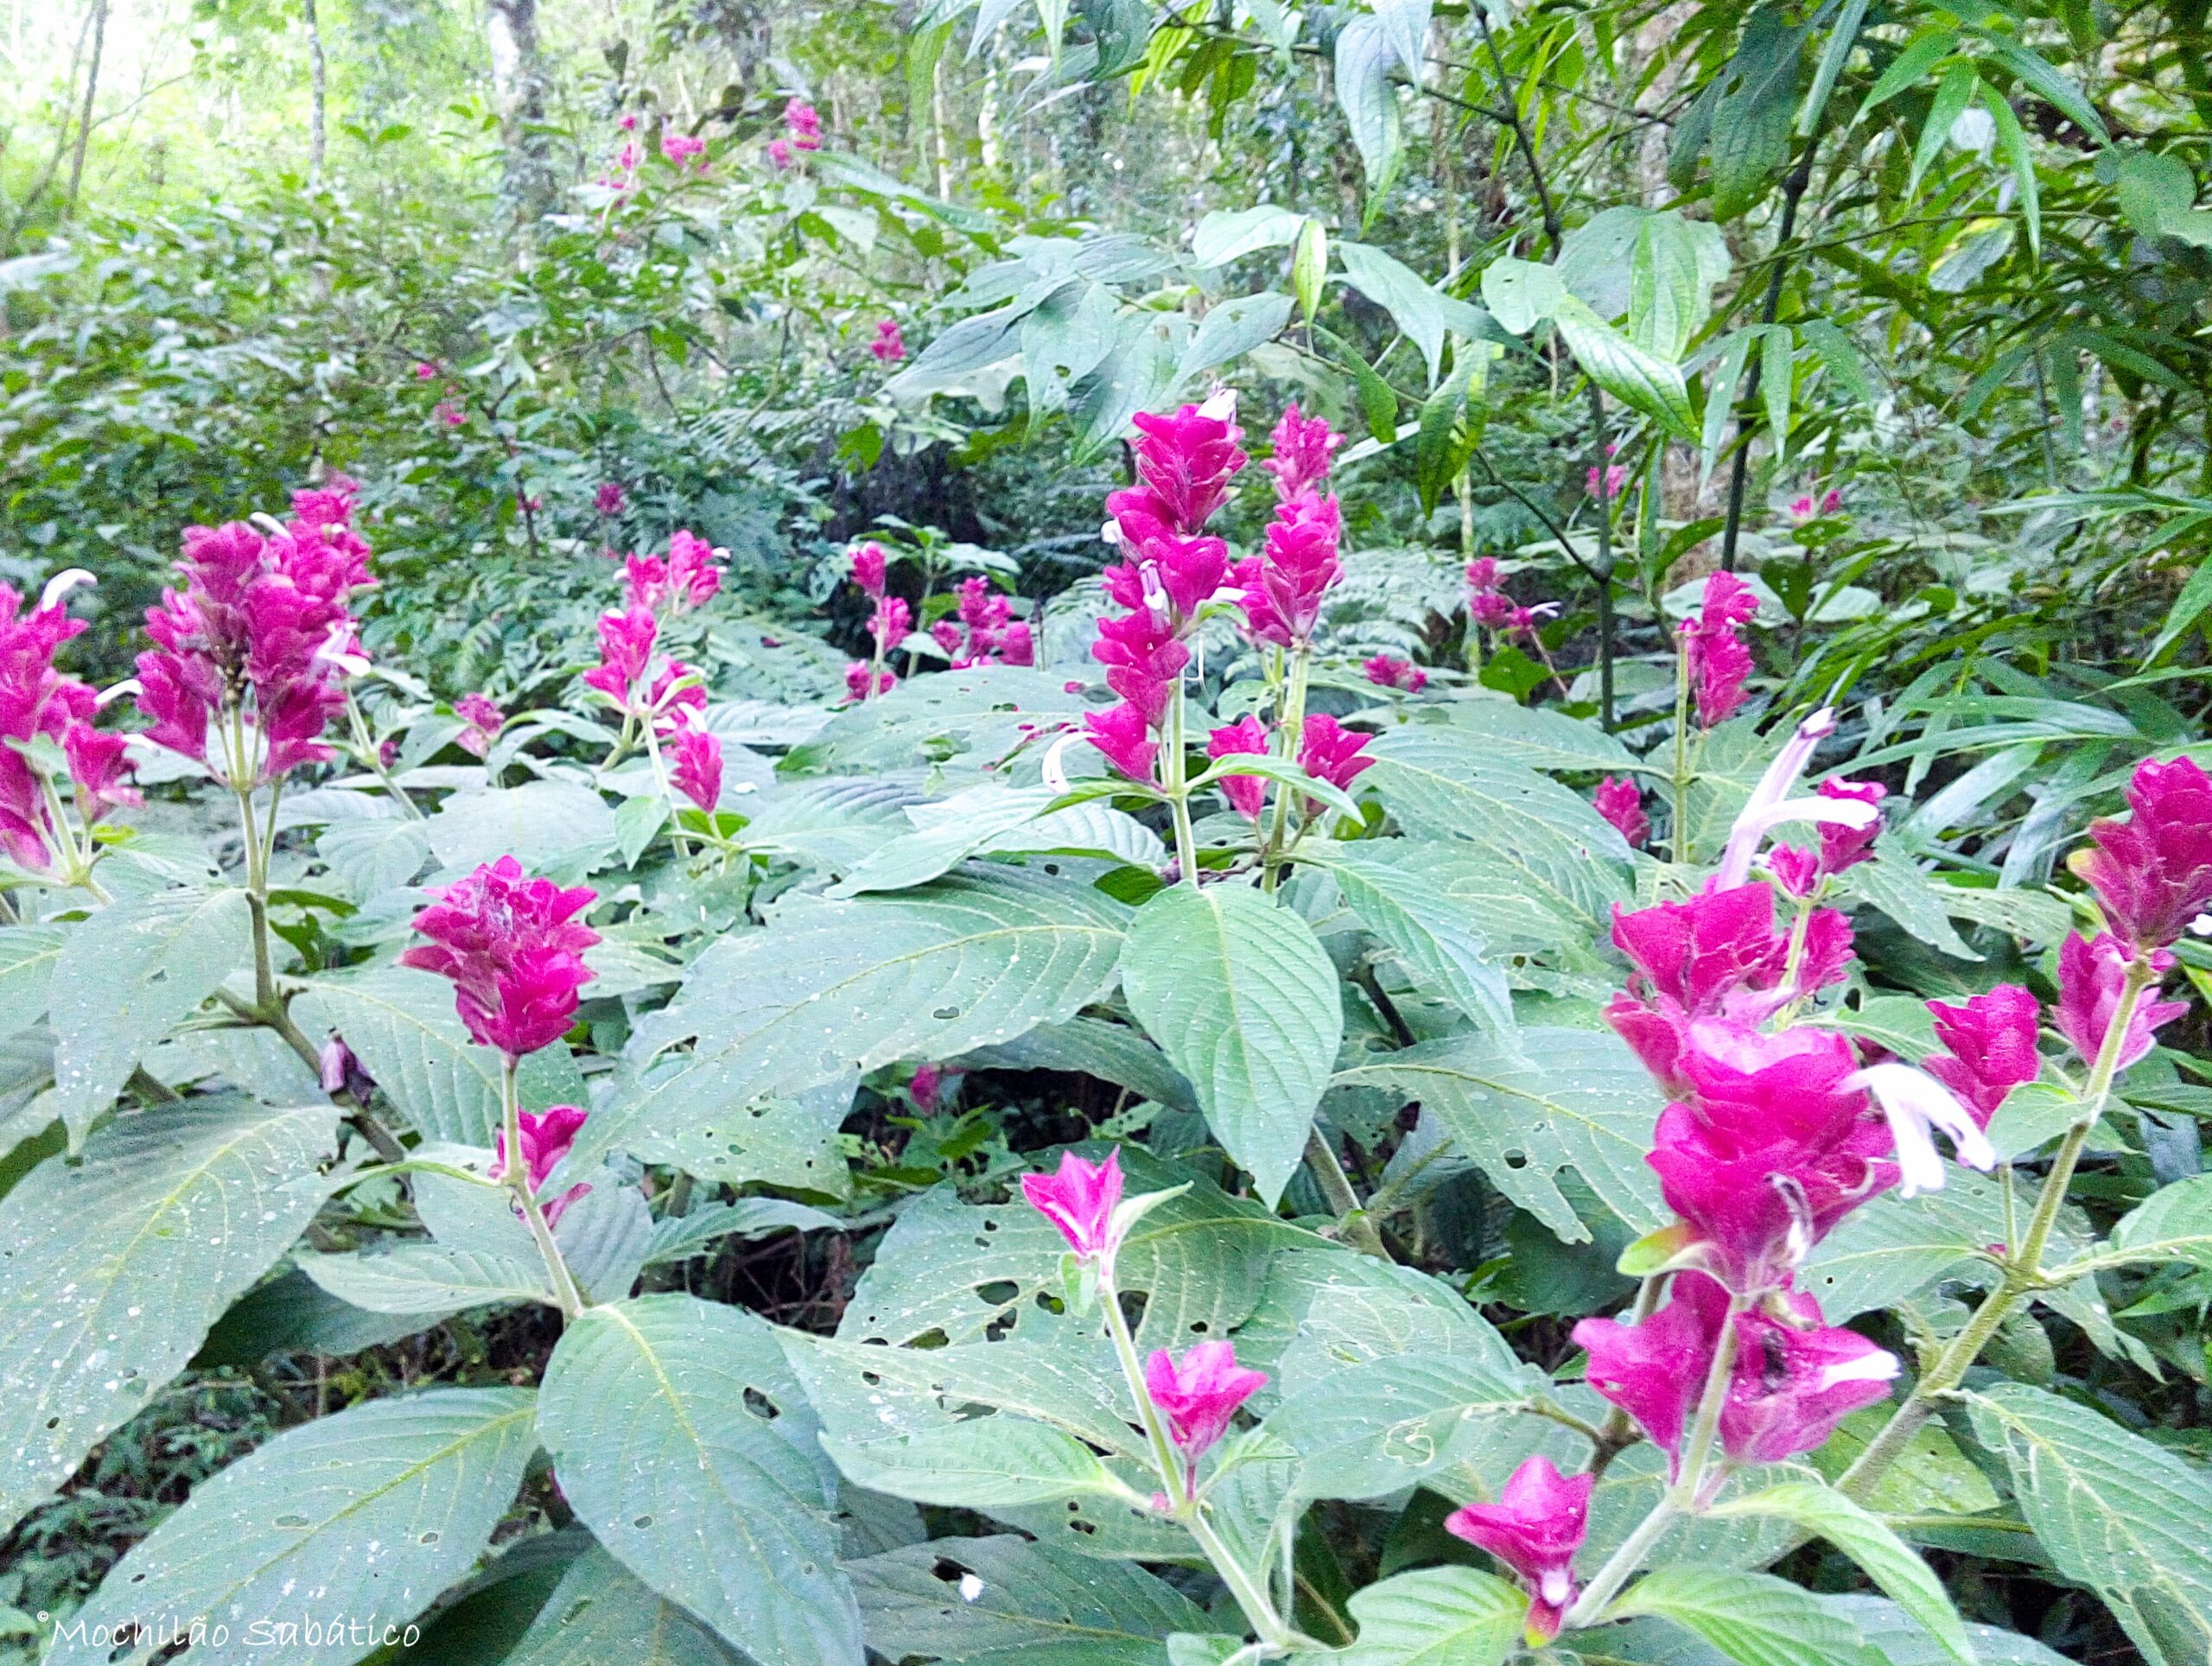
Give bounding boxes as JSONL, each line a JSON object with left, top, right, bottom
{"left": 0, "top": 574, "right": 137, "bottom": 891}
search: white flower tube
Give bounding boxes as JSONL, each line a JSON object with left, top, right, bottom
{"left": 1847, "top": 1061, "right": 1999, "bottom": 1199}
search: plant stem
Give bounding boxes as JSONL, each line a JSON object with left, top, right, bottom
{"left": 1669, "top": 635, "right": 1695, "bottom": 862}
{"left": 501, "top": 1058, "right": 587, "bottom": 1321}
{"left": 1165, "top": 672, "right": 1198, "bottom": 887}
{"left": 347, "top": 692, "right": 423, "bottom": 817}
{"left": 1303, "top": 1128, "right": 1391, "bottom": 1259}
{"left": 1718, "top": 143, "right": 1817, "bottom": 575}
{"left": 1586, "top": 385, "right": 1616, "bottom": 731}
{"left": 638, "top": 715, "right": 693, "bottom": 859}
{"left": 1838, "top": 957, "right": 2155, "bottom": 1501}
{"left": 1263, "top": 646, "right": 1311, "bottom": 893}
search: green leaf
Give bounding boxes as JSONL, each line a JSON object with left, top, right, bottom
{"left": 317, "top": 817, "right": 432, "bottom": 901}
{"left": 1330, "top": 1026, "right": 1668, "bottom": 1242}
{"left": 1707, "top": 10, "right": 1806, "bottom": 219}
{"left": 1340, "top": 241, "right": 1450, "bottom": 385}
{"left": 1191, "top": 204, "right": 1305, "bottom": 268}
{"left": 1268, "top": 1349, "right": 1542, "bottom": 1503}
{"left": 1856, "top": 29, "right": 1958, "bottom": 120}
{"left": 615, "top": 792, "right": 671, "bottom": 867}
{"left": 1179, "top": 290, "right": 1293, "bottom": 382}
{"left": 1798, "top": 0, "right": 1872, "bottom": 134}
{"left": 293, "top": 967, "right": 582, "bottom": 1146}
{"left": 48, "top": 884, "right": 251, "bottom": 1145}
{"left": 851, "top": 1534, "right": 1208, "bottom": 1663}
{"left": 1479, "top": 256, "right": 1565, "bottom": 335}
{"left": 781, "top": 667, "right": 1086, "bottom": 778}
{"left": 828, "top": 785, "right": 1061, "bottom": 896}
{"left": 1554, "top": 296, "right": 1698, "bottom": 437}
{"left": 1300, "top": 843, "right": 1516, "bottom": 1040}
{"left": 2107, "top": 1172, "right": 2212, "bottom": 1268}
{"left": 1363, "top": 729, "right": 1633, "bottom": 861}
{"left": 1840, "top": 846, "right": 1981, "bottom": 960}
{"left": 1974, "top": 32, "right": 2109, "bottom": 144}
{"left": 1334, "top": 18, "right": 1402, "bottom": 188}
{"left": 1984, "top": 92, "right": 2040, "bottom": 260}
{"left": 1798, "top": 1168, "right": 2010, "bottom": 1319}
{"left": 1909, "top": 63, "right": 1980, "bottom": 198}
{"left": 1967, "top": 1383, "right": 2212, "bottom": 1664}
{"left": 424, "top": 780, "right": 618, "bottom": 874}
{"left": 0, "top": 925, "right": 62, "bottom": 1044}
{"left": 49, "top": 1389, "right": 537, "bottom": 1666}
{"left": 955, "top": 1014, "right": 1197, "bottom": 1111}
{"left": 1707, "top": 1483, "right": 1972, "bottom": 1664}
{"left": 822, "top": 1411, "right": 1127, "bottom": 1510}
{"left": 1605, "top": 1566, "right": 1878, "bottom": 1666}
{"left": 1334, "top": 1566, "right": 1525, "bottom": 1666}
{"left": 735, "top": 779, "right": 926, "bottom": 871}
{"left": 1119, "top": 881, "right": 1344, "bottom": 1206}
{"left": 0, "top": 1097, "right": 341, "bottom": 1536}
{"left": 504, "top": 1547, "right": 744, "bottom": 1665}
{"left": 1823, "top": 1595, "right": 2075, "bottom": 1666}
{"left": 538, "top": 1295, "right": 863, "bottom": 1666}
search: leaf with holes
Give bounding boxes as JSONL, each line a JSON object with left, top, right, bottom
{"left": 0, "top": 1097, "right": 340, "bottom": 1537}
{"left": 49, "top": 1389, "right": 537, "bottom": 1666}
{"left": 1119, "top": 881, "right": 1342, "bottom": 1207}
{"left": 1363, "top": 730, "right": 1632, "bottom": 863}
{"left": 504, "top": 1546, "right": 744, "bottom": 1665}
{"left": 537, "top": 1294, "right": 863, "bottom": 1666}
{"left": 1333, "top": 1566, "right": 1527, "bottom": 1666}
{"left": 1603, "top": 1566, "right": 1877, "bottom": 1666}
{"left": 1300, "top": 843, "right": 1516, "bottom": 1040}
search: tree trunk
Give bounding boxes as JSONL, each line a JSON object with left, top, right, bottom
{"left": 63, "top": 0, "right": 105, "bottom": 217}
{"left": 304, "top": 0, "right": 327, "bottom": 188}
{"left": 485, "top": 0, "right": 556, "bottom": 227}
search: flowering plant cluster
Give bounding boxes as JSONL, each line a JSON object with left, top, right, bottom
{"left": 6, "top": 443, "right": 2205, "bottom": 1666}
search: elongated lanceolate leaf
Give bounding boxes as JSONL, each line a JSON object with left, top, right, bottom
{"left": 1334, "top": 1566, "right": 1526, "bottom": 1666}
{"left": 503, "top": 1548, "right": 744, "bottom": 1666}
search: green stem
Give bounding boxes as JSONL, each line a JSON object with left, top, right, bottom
{"left": 1302, "top": 1128, "right": 1391, "bottom": 1259}
{"left": 638, "top": 716, "right": 693, "bottom": 859}
{"left": 501, "top": 1059, "right": 588, "bottom": 1321}
{"left": 347, "top": 692, "right": 422, "bottom": 817}
{"left": 1165, "top": 670, "right": 1198, "bottom": 887}
{"left": 1669, "top": 634, "right": 1694, "bottom": 863}
{"left": 1263, "top": 647, "right": 1310, "bottom": 893}
{"left": 1838, "top": 958, "right": 2156, "bottom": 1501}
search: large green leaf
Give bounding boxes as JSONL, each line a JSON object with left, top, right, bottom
{"left": 1605, "top": 1566, "right": 1878, "bottom": 1666}
{"left": 2106, "top": 1171, "right": 2212, "bottom": 1268}
{"left": 292, "top": 967, "right": 584, "bottom": 1146}
{"left": 1443, "top": 701, "right": 1642, "bottom": 774}
{"left": 580, "top": 868, "right": 1123, "bottom": 1177}
{"left": 502, "top": 1547, "right": 743, "bottom": 1665}
{"left": 1333, "top": 17, "right": 1401, "bottom": 188}
{"left": 955, "top": 1015, "right": 1197, "bottom": 1111}
{"left": 51, "top": 1389, "right": 538, "bottom": 1666}
{"left": 783, "top": 667, "right": 1087, "bottom": 777}
{"left": 836, "top": 1150, "right": 1318, "bottom": 1350}
{"left": 0, "top": 1097, "right": 341, "bottom": 1536}
{"left": 1268, "top": 1350, "right": 1545, "bottom": 1503}
{"left": 1331, "top": 1026, "right": 1667, "bottom": 1242}
{"left": 0, "top": 923, "right": 63, "bottom": 1044}
{"left": 296, "top": 1242, "right": 552, "bottom": 1313}
{"left": 1119, "top": 881, "right": 1343, "bottom": 1206}
{"left": 1333, "top": 1566, "right": 1525, "bottom": 1666}
{"left": 1706, "top": 1484, "right": 1970, "bottom": 1664}
{"left": 48, "top": 884, "right": 251, "bottom": 1143}
{"left": 1301, "top": 843, "right": 1516, "bottom": 1039}
{"left": 1554, "top": 295, "right": 1699, "bottom": 437}
{"left": 1799, "top": 1170, "right": 2014, "bottom": 1319}
{"left": 734, "top": 779, "right": 927, "bottom": 872}
{"left": 538, "top": 1294, "right": 862, "bottom": 1666}
{"left": 423, "top": 779, "right": 617, "bottom": 874}
{"left": 823, "top": 1415, "right": 1128, "bottom": 1510}
{"left": 850, "top": 1534, "right": 1207, "bottom": 1665}
{"left": 1822, "top": 1595, "right": 2075, "bottom": 1666}
{"left": 1967, "top": 1383, "right": 2212, "bottom": 1665}
{"left": 1363, "top": 729, "right": 1633, "bottom": 862}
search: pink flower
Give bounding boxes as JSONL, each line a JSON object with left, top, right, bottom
{"left": 2070, "top": 756, "right": 2212, "bottom": 951}
{"left": 413, "top": 361, "right": 439, "bottom": 380}
{"left": 454, "top": 692, "right": 504, "bottom": 760}
{"left": 785, "top": 99, "right": 823, "bottom": 150}
{"left": 582, "top": 606, "right": 658, "bottom": 704}
{"left": 1145, "top": 1340, "right": 1266, "bottom": 1468}
{"left": 871, "top": 595, "right": 912, "bottom": 658}
{"left": 1587, "top": 461, "right": 1626, "bottom": 499}
{"left": 850, "top": 542, "right": 888, "bottom": 600}
{"left": 1020, "top": 1147, "right": 1124, "bottom": 1259}
{"left": 319, "top": 1035, "right": 372, "bottom": 1098}
{"left": 1720, "top": 1292, "right": 1900, "bottom": 1465}
{"left": 1245, "top": 492, "right": 1342, "bottom": 647}
{"left": 618, "top": 112, "right": 638, "bottom": 131}
{"left": 595, "top": 482, "right": 627, "bottom": 516}
{"left": 1207, "top": 716, "right": 1271, "bottom": 820}
{"left": 1363, "top": 654, "right": 1427, "bottom": 693}
{"left": 400, "top": 855, "right": 601, "bottom": 1061}
{"left": 1821, "top": 488, "right": 1844, "bottom": 515}
{"left": 63, "top": 722, "right": 139, "bottom": 830}
{"left": 1297, "top": 712, "right": 1375, "bottom": 794}
{"left": 661, "top": 132, "right": 708, "bottom": 170}
{"left": 2055, "top": 932, "right": 2186, "bottom": 1071}
{"left": 1594, "top": 776, "right": 1649, "bottom": 849}
{"left": 1092, "top": 608, "right": 1189, "bottom": 729}
{"left": 766, "top": 137, "right": 793, "bottom": 169}
{"left": 871, "top": 319, "right": 906, "bottom": 363}
{"left": 1611, "top": 886, "right": 1789, "bottom": 1018}
{"left": 435, "top": 403, "right": 464, "bottom": 429}
{"left": 0, "top": 585, "right": 101, "bottom": 867}
{"left": 845, "top": 661, "right": 896, "bottom": 701}
{"left": 1465, "top": 556, "right": 1517, "bottom": 629}
{"left": 645, "top": 659, "right": 706, "bottom": 728}
{"left": 1262, "top": 403, "right": 1340, "bottom": 500}
{"left": 1575, "top": 1271, "right": 1730, "bottom": 1472}
{"left": 137, "top": 517, "right": 367, "bottom": 786}
{"left": 1443, "top": 1457, "right": 1591, "bottom": 1644}
{"left": 910, "top": 1062, "right": 962, "bottom": 1113}
{"left": 1789, "top": 495, "right": 1816, "bottom": 520}
{"left": 1083, "top": 701, "right": 1158, "bottom": 785}
{"left": 490, "top": 1104, "right": 593, "bottom": 1225}
{"left": 998, "top": 621, "right": 1034, "bottom": 667}
{"left": 665, "top": 722, "right": 723, "bottom": 813}
{"left": 930, "top": 619, "right": 965, "bottom": 658}
{"left": 1682, "top": 572, "right": 1760, "bottom": 728}
{"left": 626, "top": 531, "right": 723, "bottom": 615}
{"left": 1924, "top": 985, "right": 2042, "bottom": 1126}
{"left": 1791, "top": 489, "right": 1845, "bottom": 521}
{"left": 1110, "top": 399, "right": 1246, "bottom": 535}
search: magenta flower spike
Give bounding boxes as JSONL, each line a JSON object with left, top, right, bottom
{"left": 1594, "top": 776, "right": 1649, "bottom": 850}
{"left": 1923, "top": 985, "right": 2042, "bottom": 1126}
{"left": 1574, "top": 1271, "right": 1731, "bottom": 1472}
{"left": 1681, "top": 571, "right": 1760, "bottom": 728}
{"left": 1092, "top": 609, "right": 1190, "bottom": 729}
{"left": 850, "top": 543, "right": 888, "bottom": 600}
{"left": 1363, "top": 654, "right": 1427, "bottom": 693}
{"left": 595, "top": 481, "right": 627, "bottom": 517}
{"left": 582, "top": 606, "right": 658, "bottom": 705}
{"left": 845, "top": 661, "right": 896, "bottom": 701}
{"left": 454, "top": 692, "right": 504, "bottom": 760}
{"left": 871, "top": 595, "right": 912, "bottom": 658}
{"left": 1610, "top": 885, "right": 1789, "bottom": 1016}
{"left": 2070, "top": 755, "right": 2212, "bottom": 950}
{"left": 1082, "top": 701, "right": 1159, "bottom": 785}
{"left": 1262, "top": 404, "right": 1340, "bottom": 500}
{"left": 660, "top": 132, "right": 707, "bottom": 170}
{"left": 62, "top": 722, "right": 139, "bottom": 830}
{"left": 1206, "top": 716, "right": 1271, "bottom": 820}
{"left": 1298, "top": 713, "right": 1376, "bottom": 796}
{"left": 401, "top": 856, "right": 601, "bottom": 1061}
{"left": 2056, "top": 932, "right": 2186, "bottom": 1071}
{"left": 1020, "top": 1147, "right": 1125, "bottom": 1260}
{"left": 1720, "top": 1294, "right": 1899, "bottom": 1466}
{"left": 871, "top": 320, "right": 906, "bottom": 364}
{"left": 1252, "top": 492, "right": 1344, "bottom": 647}
{"left": 664, "top": 722, "right": 724, "bottom": 812}
{"left": 1144, "top": 1339, "right": 1266, "bottom": 1469}
{"left": 491, "top": 1104, "right": 594, "bottom": 1225}
{"left": 1443, "top": 1456, "right": 1593, "bottom": 1644}
{"left": 767, "top": 137, "right": 793, "bottom": 169}
{"left": 1116, "top": 399, "right": 1247, "bottom": 533}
